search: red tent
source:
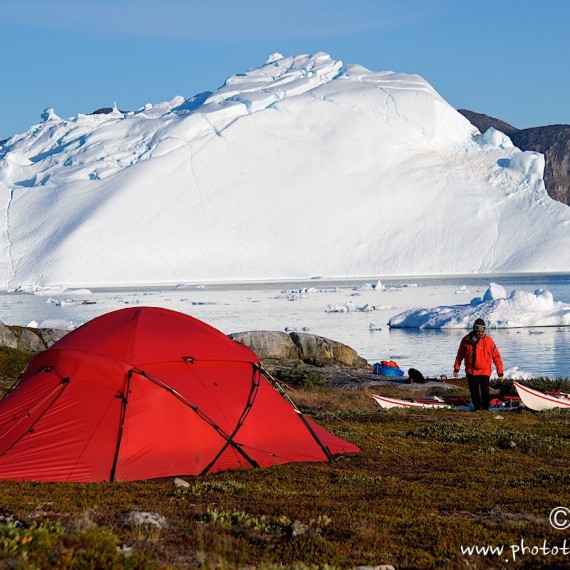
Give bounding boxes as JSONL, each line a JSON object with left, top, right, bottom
{"left": 0, "top": 307, "right": 359, "bottom": 482}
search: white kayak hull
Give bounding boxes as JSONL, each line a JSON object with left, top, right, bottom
{"left": 513, "top": 382, "right": 570, "bottom": 411}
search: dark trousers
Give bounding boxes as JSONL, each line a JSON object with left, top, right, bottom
{"left": 467, "top": 374, "right": 490, "bottom": 411}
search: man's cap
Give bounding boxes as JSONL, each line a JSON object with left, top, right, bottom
{"left": 473, "top": 318, "right": 486, "bottom": 332}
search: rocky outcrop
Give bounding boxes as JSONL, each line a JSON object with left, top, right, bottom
{"left": 458, "top": 109, "right": 570, "bottom": 205}
{"left": 510, "top": 125, "right": 570, "bottom": 205}
{"left": 230, "top": 330, "right": 370, "bottom": 370}
{"left": 288, "top": 332, "right": 369, "bottom": 369}
{"left": 458, "top": 109, "right": 518, "bottom": 136}
{"left": 0, "top": 322, "right": 18, "bottom": 349}
{"left": 0, "top": 322, "right": 67, "bottom": 352}
{"left": 230, "top": 331, "right": 301, "bottom": 361}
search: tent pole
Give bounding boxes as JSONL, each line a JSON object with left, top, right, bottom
{"left": 200, "top": 364, "right": 261, "bottom": 475}
{"left": 0, "top": 378, "right": 70, "bottom": 458}
{"left": 110, "top": 370, "right": 132, "bottom": 482}
{"left": 258, "top": 364, "right": 334, "bottom": 462}
{"left": 133, "top": 368, "right": 260, "bottom": 471}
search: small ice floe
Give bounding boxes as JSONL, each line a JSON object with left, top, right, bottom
{"left": 10, "top": 285, "right": 43, "bottom": 294}
{"left": 37, "top": 319, "right": 76, "bottom": 330}
{"left": 33, "top": 285, "right": 91, "bottom": 297}
{"left": 270, "top": 293, "right": 303, "bottom": 300}
{"left": 493, "top": 367, "right": 533, "bottom": 380}
{"left": 355, "top": 280, "right": 386, "bottom": 291}
{"left": 68, "top": 289, "right": 93, "bottom": 296}
{"left": 281, "top": 287, "right": 317, "bottom": 295}
{"left": 275, "top": 289, "right": 311, "bottom": 301}
{"left": 352, "top": 283, "right": 375, "bottom": 291}
{"left": 455, "top": 285, "right": 470, "bottom": 294}
{"left": 325, "top": 302, "right": 356, "bottom": 313}
{"left": 26, "top": 285, "right": 70, "bottom": 296}
{"left": 46, "top": 297, "right": 78, "bottom": 307}
{"left": 325, "top": 302, "right": 378, "bottom": 313}
{"left": 175, "top": 283, "right": 205, "bottom": 289}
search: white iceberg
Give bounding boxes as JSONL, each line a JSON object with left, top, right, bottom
{"left": 1, "top": 52, "right": 570, "bottom": 289}
{"left": 388, "top": 282, "right": 570, "bottom": 329}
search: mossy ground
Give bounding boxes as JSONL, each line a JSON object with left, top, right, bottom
{"left": 0, "top": 348, "right": 569, "bottom": 569}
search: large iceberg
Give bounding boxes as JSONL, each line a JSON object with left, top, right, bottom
{"left": 1, "top": 52, "right": 569, "bottom": 289}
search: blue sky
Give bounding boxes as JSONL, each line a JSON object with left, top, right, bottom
{"left": 1, "top": 0, "right": 568, "bottom": 141}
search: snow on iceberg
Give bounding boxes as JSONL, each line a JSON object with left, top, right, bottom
{"left": 388, "top": 283, "right": 570, "bottom": 329}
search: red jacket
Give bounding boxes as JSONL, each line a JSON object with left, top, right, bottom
{"left": 454, "top": 333, "right": 503, "bottom": 377}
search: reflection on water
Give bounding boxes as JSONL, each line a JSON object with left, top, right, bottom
{"left": 1, "top": 274, "right": 569, "bottom": 378}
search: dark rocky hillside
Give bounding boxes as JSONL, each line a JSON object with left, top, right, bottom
{"left": 458, "top": 109, "right": 518, "bottom": 136}
{"left": 511, "top": 126, "right": 570, "bottom": 205}
{"left": 459, "top": 109, "right": 570, "bottom": 205}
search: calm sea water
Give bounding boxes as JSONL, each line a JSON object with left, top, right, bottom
{"left": 1, "top": 274, "right": 569, "bottom": 379}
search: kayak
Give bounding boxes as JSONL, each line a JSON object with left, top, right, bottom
{"left": 372, "top": 393, "right": 521, "bottom": 410}
{"left": 513, "top": 382, "right": 570, "bottom": 411}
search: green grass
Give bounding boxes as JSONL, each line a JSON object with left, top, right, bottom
{"left": 0, "top": 352, "right": 569, "bottom": 568}
{"left": 0, "top": 346, "right": 35, "bottom": 397}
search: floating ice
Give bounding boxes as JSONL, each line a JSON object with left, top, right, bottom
{"left": 388, "top": 283, "right": 570, "bottom": 329}
{"left": 496, "top": 367, "right": 533, "bottom": 381}
{"left": 325, "top": 302, "right": 379, "bottom": 313}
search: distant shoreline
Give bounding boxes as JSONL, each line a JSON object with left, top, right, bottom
{"left": 4, "top": 271, "right": 570, "bottom": 294}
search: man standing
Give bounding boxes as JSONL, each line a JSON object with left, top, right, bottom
{"left": 453, "top": 318, "right": 504, "bottom": 411}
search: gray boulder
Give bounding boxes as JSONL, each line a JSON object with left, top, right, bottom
{"left": 34, "top": 328, "right": 68, "bottom": 348}
{"left": 16, "top": 328, "right": 46, "bottom": 352}
{"left": 0, "top": 322, "right": 18, "bottom": 349}
{"left": 230, "top": 330, "right": 370, "bottom": 370}
{"left": 0, "top": 322, "right": 68, "bottom": 352}
{"left": 230, "top": 331, "right": 301, "bottom": 361}
{"left": 290, "top": 332, "right": 369, "bottom": 369}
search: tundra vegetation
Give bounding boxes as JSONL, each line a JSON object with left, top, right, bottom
{"left": 0, "top": 347, "right": 569, "bottom": 569}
